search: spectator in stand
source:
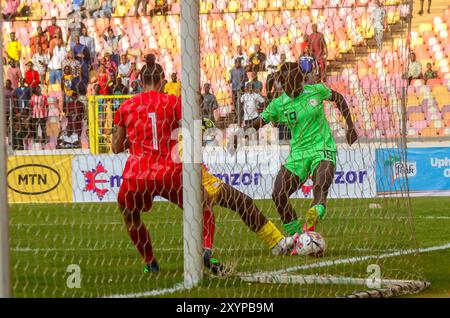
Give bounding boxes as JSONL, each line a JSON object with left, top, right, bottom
{"left": 130, "top": 80, "right": 142, "bottom": 94}
{"left": 4, "top": 80, "right": 15, "bottom": 124}
{"left": 32, "top": 45, "right": 50, "bottom": 85}
{"left": 249, "top": 71, "right": 263, "bottom": 94}
{"left": 72, "top": 35, "right": 91, "bottom": 86}
{"left": 71, "top": 0, "right": 85, "bottom": 12}
{"left": 13, "top": 79, "right": 32, "bottom": 113}
{"left": 102, "top": 52, "right": 118, "bottom": 78}
{"left": 24, "top": 61, "right": 41, "bottom": 89}
{"left": 118, "top": 54, "right": 131, "bottom": 88}
{"left": 164, "top": 72, "right": 181, "bottom": 97}
{"left": 229, "top": 58, "right": 248, "bottom": 124}
{"left": 128, "top": 62, "right": 140, "bottom": 87}
{"left": 67, "top": 11, "right": 85, "bottom": 48}
{"left": 241, "top": 82, "right": 265, "bottom": 127}
{"left": 112, "top": 76, "right": 129, "bottom": 95}
{"left": 30, "top": 27, "right": 49, "bottom": 58}
{"left": 308, "top": 24, "right": 327, "bottom": 82}
{"left": 46, "top": 97, "right": 62, "bottom": 149}
{"left": 406, "top": 52, "right": 422, "bottom": 85}
{"left": 103, "top": 26, "right": 124, "bottom": 67}
{"left": 6, "top": 32, "right": 21, "bottom": 63}
{"left": 201, "top": 83, "right": 219, "bottom": 122}
{"left": 48, "top": 30, "right": 63, "bottom": 55}
{"left": 234, "top": 45, "right": 248, "bottom": 66}
{"left": 29, "top": 85, "right": 48, "bottom": 144}
{"left": 300, "top": 34, "right": 309, "bottom": 54}
{"left": 62, "top": 65, "right": 75, "bottom": 105}
{"left": 12, "top": 112, "right": 32, "bottom": 150}
{"left": 80, "top": 26, "right": 96, "bottom": 66}
{"left": 424, "top": 63, "right": 438, "bottom": 84}
{"left": 62, "top": 92, "right": 84, "bottom": 147}
{"left": 62, "top": 50, "right": 82, "bottom": 81}
{"left": 369, "top": 0, "right": 386, "bottom": 52}
{"left": 3, "top": 0, "right": 20, "bottom": 21}
{"left": 96, "top": 64, "right": 111, "bottom": 95}
{"left": 418, "top": 0, "right": 431, "bottom": 15}
{"left": 85, "top": 0, "right": 101, "bottom": 17}
{"left": 48, "top": 37, "right": 66, "bottom": 85}
{"left": 149, "top": 0, "right": 171, "bottom": 17}
{"left": 248, "top": 44, "right": 267, "bottom": 73}
{"left": 299, "top": 47, "right": 318, "bottom": 84}
{"left": 45, "top": 17, "right": 62, "bottom": 42}
{"left": 134, "top": 0, "right": 149, "bottom": 16}
{"left": 6, "top": 59, "right": 22, "bottom": 90}
{"left": 93, "top": 0, "right": 114, "bottom": 18}
{"left": 266, "top": 45, "right": 281, "bottom": 100}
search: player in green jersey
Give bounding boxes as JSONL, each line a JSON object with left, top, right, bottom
{"left": 245, "top": 62, "right": 358, "bottom": 235}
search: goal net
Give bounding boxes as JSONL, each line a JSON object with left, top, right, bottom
{"left": 2, "top": 0, "right": 429, "bottom": 298}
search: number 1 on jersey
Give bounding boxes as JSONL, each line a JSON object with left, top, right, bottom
{"left": 148, "top": 112, "right": 158, "bottom": 150}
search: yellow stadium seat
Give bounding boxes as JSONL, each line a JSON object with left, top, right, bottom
{"left": 228, "top": 0, "right": 240, "bottom": 13}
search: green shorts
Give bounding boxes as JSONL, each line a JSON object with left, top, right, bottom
{"left": 283, "top": 149, "right": 337, "bottom": 183}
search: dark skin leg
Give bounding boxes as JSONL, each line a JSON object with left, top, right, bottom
{"left": 215, "top": 183, "right": 267, "bottom": 233}
{"left": 272, "top": 166, "right": 302, "bottom": 224}
{"left": 272, "top": 161, "right": 335, "bottom": 225}
{"left": 311, "top": 160, "right": 336, "bottom": 208}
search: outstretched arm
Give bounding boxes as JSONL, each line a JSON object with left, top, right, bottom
{"left": 329, "top": 90, "right": 358, "bottom": 145}
{"left": 244, "top": 117, "right": 267, "bottom": 131}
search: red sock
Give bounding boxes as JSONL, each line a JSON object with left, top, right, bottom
{"left": 128, "top": 225, "right": 154, "bottom": 264}
{"left": 203, "top": 208, "right": 215, "bottom": 250}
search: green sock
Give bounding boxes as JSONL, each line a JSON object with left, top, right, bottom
{"left": 283, "top": 219, "right": 302, "bottom": 236}
{"left": 313, "top": 204, "right": 326, "bottom": 220}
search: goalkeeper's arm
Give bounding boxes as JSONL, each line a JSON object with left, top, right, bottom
{"left": 329, "top": 90, "right": 358, "bottom": 146}
{"left": 112, "top": 125, "right": 129, "bottom": 153}
{"left": 244, "top": 117, "right": 267, "bottom": 131}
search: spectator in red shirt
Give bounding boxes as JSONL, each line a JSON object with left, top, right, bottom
{"left": 308, "top": 24, "right": 328, "bottom": 82}
{"left": 45, "top": 17, "right": 62, "bottom": 40}
{"left": 24, "top": 61, "right": 41, "bottom": 89}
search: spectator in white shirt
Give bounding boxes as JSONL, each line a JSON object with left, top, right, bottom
{"left": 406, "top": 52, "right": 423, "bottom": 85}
{"left": 48, "top": 38, "right": 66, "bottom": 84}
{"left": 118, "top": 54, "right": 131, "bottom": 88}
{"left": 241, "top": 82, "right": 265, "bottom": 126}
{"left": 369, "top": 0, "right": 386, "bottom": 52}
{"left": 265, "top": 45, "right": 281, "bottom": 100}
{"left": 234, "top": 45, "right": 247, "bottom": 68}
{"left": 32, "top": 46, "right": 50, "bottom": 85}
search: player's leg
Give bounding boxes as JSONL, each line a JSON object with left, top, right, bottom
{"left": 303, "top": 155, "right": 336, "bottom": 232}
{"left": 427, "top": 0, "right": 431, "bottom": 13}
{"left": 118, "top": 179, "right": 159, "bottom": 272}
{"left": 419, "top": 0, "right": 424, "bottom": 15}
{"left": 215, "top": 182, "right": 293, "bottom": 255}
{"left": 272, "top": 166, "right": 303, "bottom": 236}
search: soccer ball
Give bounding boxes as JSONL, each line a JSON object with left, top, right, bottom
{"left": 294, "top": 232, "right": 326, "bottom": 257}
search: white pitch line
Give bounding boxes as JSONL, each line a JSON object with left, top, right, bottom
{"left": 102, "top": 242, "right": 450, "bottom": 298}
{"left": 240, "top": 243, "right": 450, "bottom": 277}
{"left": 105, "top": 283, "right": 186, "bottom": 298}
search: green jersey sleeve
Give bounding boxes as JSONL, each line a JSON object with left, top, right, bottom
{"left": 261, "top": 97, "right": 281, "bottom": 123}
{"left": 315, "top": 83, "right": 332, "bottom": 101}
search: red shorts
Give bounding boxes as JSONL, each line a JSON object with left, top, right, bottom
{"left": 118, "top": 175, "right": 183, "bottom": 212}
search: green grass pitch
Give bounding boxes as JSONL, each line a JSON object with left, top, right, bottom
{"left": 8, "top": 197, "right": 450, "bottom": 298}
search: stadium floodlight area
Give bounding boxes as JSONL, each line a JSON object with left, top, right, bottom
{"left": 1, "top": 0, "right": 432, "bottom": 298}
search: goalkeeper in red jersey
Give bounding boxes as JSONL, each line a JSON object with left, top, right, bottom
{"left": 112, "top": 64, "right": 294, "bottom": 274}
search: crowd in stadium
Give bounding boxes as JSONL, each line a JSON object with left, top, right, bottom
{"left": 2, "top": 0, "right": 449, "bottom": 151}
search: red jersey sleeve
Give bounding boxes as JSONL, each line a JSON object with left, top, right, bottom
{"left": 174, "top": 96, "right": 182, "bottom": 122}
